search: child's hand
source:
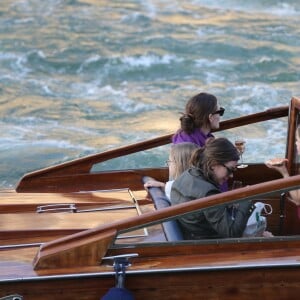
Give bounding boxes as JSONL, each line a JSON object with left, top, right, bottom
{"left": 144, "top": 180, "right": 165, "bottom": 189}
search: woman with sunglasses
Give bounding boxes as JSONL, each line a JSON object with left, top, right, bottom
{"left": 171, "top": 138, "right": 254, "bottom": 239}
{"left": 172, "top": 92, "right": 228, "bottom": 191}
{"left": 172, "top": 92, "right": 225, "bottom": 147}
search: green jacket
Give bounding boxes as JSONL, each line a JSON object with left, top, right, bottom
{"left": 171, "top": 167, "right": 254, "bottom": 239}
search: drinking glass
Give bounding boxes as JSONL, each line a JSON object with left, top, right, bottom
{"left": 235, "top": 138, "right": 248, "bottom": 168}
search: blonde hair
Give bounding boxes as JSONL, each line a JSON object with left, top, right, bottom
{"left": 170, "top": 142, "right": 199, "bottom": 179}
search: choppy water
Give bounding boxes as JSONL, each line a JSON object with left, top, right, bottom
{"left": 1, "top": 0, "right": 300, "bottom": 189}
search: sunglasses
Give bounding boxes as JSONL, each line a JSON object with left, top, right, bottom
{"left": 222, "top": 164, "right": 237, "bottom": 176}
{"left": 212, "top": 107, "right": 225, "bottom": 116}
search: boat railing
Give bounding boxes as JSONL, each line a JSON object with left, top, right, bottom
{"left": 15, "top": 104, "right": 288, "bottom": 192}
{"left": 24, "top": 105, "right": 289, "bottom": 176}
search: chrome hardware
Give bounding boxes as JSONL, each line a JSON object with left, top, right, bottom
{"left": 279, "top": 192, "right": 286, "bottom": 234}
{"left": 78, "top": 205, "right": 136, "bottom": 213}
{"left": 37, "top": 203, "right": 136, "bottom": 213}
{"left": 102, "top": 253, "right": 138, "bottom": 288}
{"left": 0, "top": 295, "right": 23, "bottom": 300}
{"left": 36, "top": 203, "right": 77, "bottom": 213}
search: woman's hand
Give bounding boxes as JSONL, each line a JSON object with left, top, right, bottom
{"left": 262, "top": 231, "right": 274, "bottom": 237}
{"left": 265, "top": 158, "right": 289, "bottom": 177}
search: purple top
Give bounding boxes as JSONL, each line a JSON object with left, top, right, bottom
{"left": 172, "top": 128, "right": 214, "bottom": 147}
{"left": 172, "top": 129, "right": 228, "bottom": 192}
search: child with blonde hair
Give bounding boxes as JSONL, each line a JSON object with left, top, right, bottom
{"left": 144, "top": 142, "right": 199, "bottom": 199}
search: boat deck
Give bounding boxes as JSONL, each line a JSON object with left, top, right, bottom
{"left": 0, "top": 189, "right": 154, "bottom": 245}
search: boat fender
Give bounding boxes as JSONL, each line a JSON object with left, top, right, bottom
{"left": 101, "top": 254, "right": 137, "bottom": 299}
{"left": 101, "top": 287, "right": 135, "bottom": 300}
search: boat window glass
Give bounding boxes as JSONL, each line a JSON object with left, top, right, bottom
{"left": 91, "top": 144, "right": 171, "bottom": 172}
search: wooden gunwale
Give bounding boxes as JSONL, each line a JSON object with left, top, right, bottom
{"left": 20, "top": 105, "right": 290, "bottom": 176}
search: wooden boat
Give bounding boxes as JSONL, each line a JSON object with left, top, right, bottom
{"left": 1, "top": 97, "right": 300, "bottom": 299}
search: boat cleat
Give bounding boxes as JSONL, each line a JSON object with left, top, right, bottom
{"left": 102, "top": 253, "right": 139, "bottom": 288}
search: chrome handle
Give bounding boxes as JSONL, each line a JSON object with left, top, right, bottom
{"left": 36, "top": 203, "right": 77, "bottom": 213}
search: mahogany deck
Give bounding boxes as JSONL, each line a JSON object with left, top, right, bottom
{"left": 0, "top": 189, "right": 148, "bottom": 213}
{"left": 0, "top": 189, "right": 151, "bottom": 246}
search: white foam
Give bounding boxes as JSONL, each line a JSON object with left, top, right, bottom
{"left": 0, "top": 135, "right": 94, "bottom": 152}
{"left": 77, "top": 55, "right": 102, "bottom": 73}
{"left": 190, "top": 0, "right": 299, "bottom": 16}
{"left": 268, "top": 3, "right": 299, "bottom": 16}
{"left": 114, "top": 97, "right": 156, "bottom": 113}
{"left": 195, "top": 58, "right": 232, "bottom": 68}
{"left": 121, "top": 54, "right": 180, "bottom": 68}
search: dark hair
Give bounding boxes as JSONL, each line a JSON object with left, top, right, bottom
{"left": 191, "top": 137, "right": 239, "bottom": 181}
{"left": 179, "top": 92, "right": 218, "bottom": 134}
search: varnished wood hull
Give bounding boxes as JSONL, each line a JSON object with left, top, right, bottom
{"left": 1, "top": 268, "right": 300, "bottom": 300}
{"left": 1, "top": 238, "right": 300, "bottom": 299}
{"left": 1, "top": 98, "right": 300, "bottom": 300}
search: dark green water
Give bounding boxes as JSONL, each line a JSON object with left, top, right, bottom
{"left": 0, "top": 0, "right": 300, "bottom": 188}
